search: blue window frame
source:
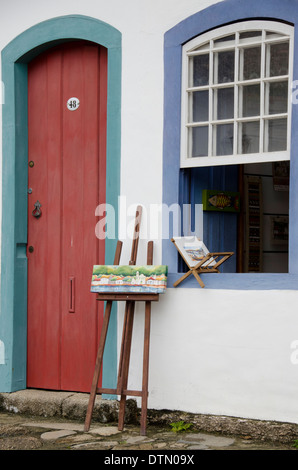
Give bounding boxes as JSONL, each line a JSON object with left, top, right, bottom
{"left": 163, "top": 0, "right": 298, "bottom": 289}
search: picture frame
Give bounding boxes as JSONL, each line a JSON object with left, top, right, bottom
{"left": 270, "top": 216, "right": 289, "bottom": 245}
{"left": 91, "top": 265, "right": 168, "bottom": 294}
{"left": 202, "top": 189, "right": 240, "bottom": 212}
{"left": 272, "top": 161, "right": 289, "bottom": 191}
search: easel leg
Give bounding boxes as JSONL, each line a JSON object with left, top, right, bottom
{"left": 140, "top": 240, "right": 153, "bottom": 435}
{"left": 84, "top": 300, "right": 113, "bottom": 432}
{"left": 118, "top": 300, "right": 135, "bottom": 431}
{"left": 84, "top": 240, "right": 122, "bottom": 432}
{"left": 140, "top": 300, "right": 151, "bottom": 435}
{"left": 117, "top": 301, "right": 130, "bottom": 392}
{"left": 117, "top": 206, "right": 142, "bottom": 430}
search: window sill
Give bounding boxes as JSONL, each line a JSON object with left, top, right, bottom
{"left": 180, "top": 151, "right": 290, "bottom": 168}
{"left": 167, "top": 272, "right": 298, "bottom": 290}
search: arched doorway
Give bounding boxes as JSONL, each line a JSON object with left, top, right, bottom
{"left": 0, "top": 16, "right": 121, "bottom": 393}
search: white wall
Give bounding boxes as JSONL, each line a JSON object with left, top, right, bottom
{"left": 126, "top": 288, "right": 298, "bottom": 423}
{"left": 2, "top": 0, "right": 298, "bottom": 424}
{"left": 0, "top": 0, "right": 222, "bottom": 265}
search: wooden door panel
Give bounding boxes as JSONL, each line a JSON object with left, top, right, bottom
{"left": 27, "top": 42, "right": 107, "bottom": 392}
{"left": 27, "top": 50, "right": 63, "bottom": 389}
{"left": 60, "top": 44, "right": 103, "bottom": 391}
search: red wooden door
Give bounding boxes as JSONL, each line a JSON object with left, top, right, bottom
{"left": 27, "top": 42, "right": 107, "bottom": 392}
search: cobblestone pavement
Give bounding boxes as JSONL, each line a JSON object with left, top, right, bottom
{"left": 0, "top": 411, "right": 295, "bottom": 452}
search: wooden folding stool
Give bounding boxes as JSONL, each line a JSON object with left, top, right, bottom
{"left": 171, "top": 237, "right": 233, "bottom": 288}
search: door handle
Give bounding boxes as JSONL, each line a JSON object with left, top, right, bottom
{"left": 32, "top": 200, "right": 42, "bottom": 218}
{"left": 69, "top": 276, "right": 75, "bottom": 313}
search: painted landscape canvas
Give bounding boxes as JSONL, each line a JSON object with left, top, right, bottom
{"left": 91, "top": 265, "right": 168, "bottom": 294}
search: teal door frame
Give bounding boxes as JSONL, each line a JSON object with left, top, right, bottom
{"left": 0, "top": 15, "right": 121, "bottom": 392}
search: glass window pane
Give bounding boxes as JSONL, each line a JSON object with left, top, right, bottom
{"left": 241, "top": 47, "right": 261, "bottom": 80}
{"left": 193, "top": 42, "right": 209, "bottom": 53}
{"left": 191, "top": 54, "right": 209, "bottom": 87}
{"left": 184, "top": 26, "right": 292, "bottom": 162}
{"left": 266, "top": 31, "right": 287, "bottom": 40}
{"left": 266, "top": 118, "right": 287, "bottom": 152}
{"left": 214, "top": 34, "right": 235, "bottom": 47}
{"left": 268, "top": 81, "right": 288, "bottom": 115}
{"left": 191, "top": 90, "right": 209, "bottom": 122}
{"left": 214, "top": 123, "right": 233, "bottom": 156}
{"left": 239, "top": 121, "right": 260, "bottom": 154}
{"left": 239, "top": 31, "right": 262, "bottom": 42}
{"left": 240, "top": 84, "right": 260, "bottom": 117}
{"left": 191, "top": 126, "right": 208, "bottom": 157}
{"left": 215, "top": 87, "right": 234, "bottom": 120}
{"left": 267, "top": 42, "right": 289, "bottom": 77}
{"left": 214, "top": 50, "right": 235, "bottom": 84}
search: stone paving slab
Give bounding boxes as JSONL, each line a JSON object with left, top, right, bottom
{"left": 0, "top": 411, "right": 295, "bottom": 451}
{"left": 179, "top": 432, "right": 235, "bottom": 447}
{"left": 0, "top": 389, "right": 136, "bottom": 423}
{"left": 0, "top": 389, "right": 297, "bottom": 451}
{"left": 22, "top": 421, "right": 85, "bottom": 431}
{"left": 41, "top": 429, "right": 77, "bottom": 441}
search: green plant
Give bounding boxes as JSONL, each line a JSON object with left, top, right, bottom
{"left": 293, "top": 440, "right": 298, "bottom": 449}
{"left": 169, "top": 421, "right": 193, "bottom": 433}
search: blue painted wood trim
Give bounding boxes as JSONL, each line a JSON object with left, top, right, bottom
{"left": 163, "top": 0, "right": 298, "bottom": 289}
{"left": 0, "top": 15, "right": 121, "bottom": 392}
{"left": 168, "top": 273, "right": 298, "bottom": 290}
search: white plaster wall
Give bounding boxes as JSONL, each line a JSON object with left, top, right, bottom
{"left": 0, "top": 0, "right": 222, "bottom": 265}
{"left": 125, "top": 288, "right": 298, "bottom": 423}
{"left": 2, "top": 0, "right": 298, "bottom": 424}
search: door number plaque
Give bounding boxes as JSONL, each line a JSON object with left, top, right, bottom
{"left": 67, "top": 97, "right": 80, "bottom": 111}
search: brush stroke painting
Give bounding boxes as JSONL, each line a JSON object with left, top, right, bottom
{"left": 91, "top": 265, "right": 168, "bottom": 293}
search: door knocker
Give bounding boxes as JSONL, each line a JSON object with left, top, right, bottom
{"left": 32, "top": 200, "right": 42, "bottom": 218}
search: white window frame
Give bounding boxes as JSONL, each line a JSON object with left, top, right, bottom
{"left": 180, "top": 20, "right": 294, "bottom": 168}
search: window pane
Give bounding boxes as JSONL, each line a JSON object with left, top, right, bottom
{"left": 214, "top": 50, "right": 235, "bottom": 84}
{"left": 241, "top": 47, "right": 261, "bottom": 80}
{"left": 215, "top": 87, "right": 234, "bottom": 120}
{"left": 191, "top": 54, "right": 209, "bottom": 87}
{"left": 214, "top": 34, "right": 235, "bottom": 47}
{"left": 267, "top": 42, "right": 289, "bottom": 77}
{"left": 268, "top": 81, "right": 288, "bottom": 115}
{"left": 239, "top": 31, "right": 262, "bottom": 42}
{"left": 266, "top": 118, "right": 287, "bottom": 152}
{"left": 193, "top": 42, "right": 209, "bottom": 53}
{"left": 266, "top": 31, "right": 287, "bottom": 40}
{"left": 214, "top": 123, "right": 233, "bottom": 155}
{"left": 191, "top": 126, "right": 208, "bottom": 157}
{"left": 191, "top": 90, "right": 209, "bottom": 122}
{"left": 183, "top": 24, "right": 292, "bottom": 163}
{"left": 239, "top": 121, "right": 260, "bottom": 154}
{"left": 240, "top": 84, "right": 260, "bottom": 117}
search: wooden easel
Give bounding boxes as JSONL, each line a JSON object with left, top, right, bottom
{"left": 84, "top": 206, "right": 158, "bottom": 435}
{"left": 171, "top": 238, "right": 233, "bottom": 288}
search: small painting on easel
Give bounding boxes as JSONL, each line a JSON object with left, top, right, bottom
{"left": 91, "top": 265, "right": 168, "bottom": 294}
